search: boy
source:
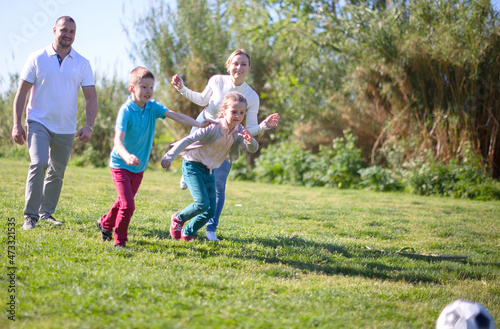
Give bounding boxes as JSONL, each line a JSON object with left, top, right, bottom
{"left": 96, "top": 67, "right": 214, "bottom": 247}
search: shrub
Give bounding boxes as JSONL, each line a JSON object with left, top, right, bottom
{"left": 252, "top": 130, "right": 364, "bottom": 188}
{"left": 358, "top": 165, "right": 403, "bottom": 192}
{"left": 253, "top": 142, "right": 312, "bottom": 185}
{"left": 405, "top": 145, "right": 500, "bottom": 200}
{"left": 319, "top": 130, "right": 364, "bottom": 188}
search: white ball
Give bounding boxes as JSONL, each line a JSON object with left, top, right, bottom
{"left": 436, "top": 299, "right": 496, "bottom": 329}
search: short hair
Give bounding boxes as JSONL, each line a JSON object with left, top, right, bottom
{"left": 218, "top": 91, "right": 247, "bottom": 118}
{"left": 55, "top": 16, "right": 75, "bottom": 26}
{"left": 225, "top": 49, "right": 251, "bottom": 72}
{"left": 129, "top": 67, "right": 155, "bottom": 85}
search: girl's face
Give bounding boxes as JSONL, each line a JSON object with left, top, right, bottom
{"left": 129, "top": 77, "right": 154, "bottom": 108}
{"left": 229, "top": 54, "right": 250, "bottom": 85}
{"left": 223, "top": 100, "right": 246, "bottom": 129}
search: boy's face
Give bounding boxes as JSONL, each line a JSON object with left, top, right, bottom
{"left": 224, "top": 100, "right": 246, "bottom": 129}
{"left": 129, "top": 77, "right": 155, "bottom": 108}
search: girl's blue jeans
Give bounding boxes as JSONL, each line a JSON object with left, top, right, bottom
{"left": 206, "top": 160, "right": 232, "bottom": 233}
{"left": 178, "top": 160, "right": 216, "bottom": 237}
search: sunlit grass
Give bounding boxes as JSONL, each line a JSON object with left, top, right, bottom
{"left": 0, "top": 158, "right": 498, "bottom": 329}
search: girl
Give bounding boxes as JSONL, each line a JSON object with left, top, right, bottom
{"left": 161, "top": 91, "right": 258, "bottom": 241}
{"left": 171, "top": 49, "right": 280, "bottom": 241}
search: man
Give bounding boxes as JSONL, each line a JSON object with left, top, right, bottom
{"left": 12, "top": 16, "right": 98, "bottom": 230}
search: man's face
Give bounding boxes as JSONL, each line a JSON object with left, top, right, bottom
{"left": 53, "top": 19, "right": 76, "bottom": 49}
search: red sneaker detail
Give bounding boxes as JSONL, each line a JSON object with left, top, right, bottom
{"left": 170, "top": 212, "right": 183, "bottom": 240}
{"left": 181, "top": 232, "right": 196, "bottom": 242}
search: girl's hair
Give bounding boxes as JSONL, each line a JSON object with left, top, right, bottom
{"left": 129, "top": 67, "right": 155, "bottom": 85}
{"left": 225, "top": 49, "right": 251, "bottom": 72}
{"left": 218, "top": 91, "right": 247, "bottom": 118}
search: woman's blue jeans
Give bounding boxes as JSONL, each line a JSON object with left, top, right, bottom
{"left": 206, "top": 160, "right": 232, "bottom": 233}
{"left": 178, "top": 160, "right": 216, "bottom": 236}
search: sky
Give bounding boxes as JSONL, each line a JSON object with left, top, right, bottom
{"left": 1, "top": 0, "right": 500, "bottom": 93}
{"left": 0, "top": 0, "right": 175, "bottom": 92}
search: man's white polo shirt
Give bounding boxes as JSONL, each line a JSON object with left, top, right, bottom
{"left": 20, "top": 45, "right": 95, "bottom": 134}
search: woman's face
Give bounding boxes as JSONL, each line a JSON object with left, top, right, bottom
{"left": 229, "top": 54, "right": 250, "bottom": 85}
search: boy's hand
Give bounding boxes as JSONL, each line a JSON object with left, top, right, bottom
{"left": 161, "top": 157, "right": 171, "bottom": 171}
{"left": 197, "top": 119, "right": 218, "bottom": 128}
{"left": 126, "top": 154, "right": 140, "bottom": 166}
{"left": 238, "top": 126, "right": 252, "bottom": 144}
{"left": 171, "top": 74, "right": 184, "bottom": 91}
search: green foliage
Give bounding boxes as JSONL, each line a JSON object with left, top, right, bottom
{"left": 0, "top": 74, "right": 20, "bottom": 158}
{"left": 322, "top": 131, "right": 365, "bottom": 188}
{"left": 254, "top": 142, "right": 313, "bottom": 185}
{"left": 254, "top": 130, "right": 364, "bottom": 188}
{"left": 406, "top": 155, "right": 500, "bottom": 200}
{"left": 259, "top": 0, "right": 500, "bottom": 178}
{"left": 358, "top": 165, "right": 404, "bottom": 192}
{"left": 229, "top": 152, "right": 256, "bottom": 181}
{"left": 71, "top": 76, "right": 129, "bottom": 167}
{"left": 249, "top": 131, "right": 500, "bottom": 200}
{"left": 126, "top": 0, "right": 232, "bottom": 122}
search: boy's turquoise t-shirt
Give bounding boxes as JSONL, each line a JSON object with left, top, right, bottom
{"left": 110, "top": 97, "right": 168, "bottom": 173}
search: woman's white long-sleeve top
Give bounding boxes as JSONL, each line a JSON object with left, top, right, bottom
{"left": 177, "top": 74, "right": 268, "bottom": 136}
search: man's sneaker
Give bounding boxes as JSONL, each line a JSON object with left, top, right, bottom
{"left": 170, "top": 212, "right": 184, "bottom": 240}
{"left": 22, "top": 216, "right": 37, "bottom": 230}
{"left": 96, "top": 220, "right": 113, "bottom": 241}
{"left": 181, "top": 231, "right": 196, "bottom": 242}
{"left": 180, "top": 175, "right": 188, "bottom": 190}
{"left": 206, "top": 231, "right": 219, "bottom": 241}
{"left": 42, "top": 216, "right": 63, "bottom": 225}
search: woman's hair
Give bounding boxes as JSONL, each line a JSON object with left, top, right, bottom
{"left": 225, "top": 49, "right": 251, "bottom": 72}
{"left": 129, "top": 67, "right": 155, "bottom": 85}
{"left": 218, "top": 91, "right": 247, "bottom": 118}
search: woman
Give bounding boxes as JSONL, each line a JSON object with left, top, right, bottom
{"left": 171, "top": 49, "right": 280, "bottom": 241}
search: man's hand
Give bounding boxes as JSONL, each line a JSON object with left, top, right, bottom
{"left": 12, "top": 125, "right": 27, "bottom": 145}
{"left": 76, "top": 125, "right": 92, "bottom": 143}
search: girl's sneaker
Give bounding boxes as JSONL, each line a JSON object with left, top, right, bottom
{"left": 170, "top": 212, "right": 184, "bottom": 240}
{"left": 181, "top": 231, "right": 196, "bottom": 242}
{"left": 180, "top": 175, "right": 188, "bottom": 190}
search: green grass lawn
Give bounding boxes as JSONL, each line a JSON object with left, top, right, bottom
{"left": 1, "top": 157, "right": 499, "bottom": 328}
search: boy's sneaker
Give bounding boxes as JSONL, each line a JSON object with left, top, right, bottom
{"left": 22, "top": 216, "right": 37, "bottom": 230}
{"left": 114, "top": 244, "right": 126, "bottom": 249}
{"left": 96, "top": 220, "right": 113, "bottom": 241}
{"left": 206, "top": 231, "right": 219, "bottom": 241}
{"left": 170, "top": 212, "right": 184, "bottom": 240}
{"left": 42, "top": 216, "right": 63, "bottom": 225}
{"left": 180, "top": 175, "right": 188, "bottom": 190}
{"left": 181, "top": 231, "right": 196, "bottom": 242}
